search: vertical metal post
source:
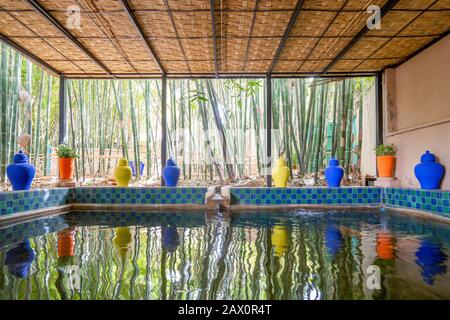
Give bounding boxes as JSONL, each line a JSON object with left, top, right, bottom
{"left": 161, "top": 74, "right": 167, "bottom": 186}
{"left": 266, "top": 74, "right": 272, "bottom": 187}
{"left": 375, "top": 72, "right": 383, "bottom": 146}
{"left": 59, "top": 75, "right": 67, "bottom": 145}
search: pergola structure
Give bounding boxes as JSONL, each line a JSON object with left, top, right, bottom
{"left": 0, "top": 0, "right": 449, "bottom": 185}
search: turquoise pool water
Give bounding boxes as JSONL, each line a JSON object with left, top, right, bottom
{"left": 0, "top": 209, "right": 449, "bottom": 300}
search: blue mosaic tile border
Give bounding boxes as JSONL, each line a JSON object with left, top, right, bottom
{"left": 230, "top": 187, "right": 382, "bottom": 206}
{"left": 71, "top": 187, "right": 207, "bottom": 205}
{"left": 383, "top": 188, "right": 450, "bottom": 218}
{"left": 0, "top": 188, "right": 70, "bottom": 216}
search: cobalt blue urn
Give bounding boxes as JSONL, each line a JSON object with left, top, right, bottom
{"left": 162, "top": 225, "right": 180, "bottom": 253}
{"left": 5, "top": 239, "right": 35, "bottom": 278}
{"left": 325, "top": 158, "right": 344, "bottom": 187}
{"left": 414, "top": 151, "right": 445, "bottom": 190}
{"left": 162, "top": 157, "right": 180, "bottom": 187}
{"left": 6, "top": 151, "right": 35, "bottom": 191}
{"left": 415, "top": 239, "right": 447, "bottom": 285}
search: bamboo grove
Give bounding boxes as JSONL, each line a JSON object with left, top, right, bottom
{"left": 0, "top": 44, "right": 374, "bottom": 184}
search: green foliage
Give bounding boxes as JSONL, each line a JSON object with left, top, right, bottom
{"left": 56, "top": 144, "right": 78, "bottom": 159}
{"left": 374, "top": 143, "right": 396, "bottom": 156}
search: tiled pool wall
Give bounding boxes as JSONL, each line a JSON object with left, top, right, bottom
{"left": 0, "top": 188, "right": 70, "bottom": 216}
{"left": 382, "top": 188, "right": 450, "bottom": 219}
{"left": 229, "top": 187, "right": 382, "bottom": 206}
{"left": 71, "top": 187, "right": 208, "bottom": 205}
{"left": 0, "top": 187, "right": 448, "bottom": 220}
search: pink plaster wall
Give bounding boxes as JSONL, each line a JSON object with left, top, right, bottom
{"left": 385, "top": 35, "right": 450, "bottom": 189}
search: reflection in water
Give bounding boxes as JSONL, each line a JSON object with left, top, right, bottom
{"left": 376, "top": 231, "right": 395, "bottom": 260}
{"left": 113, "top": 227, "right": 132, "bottom": 259}
{"left": 4, "top": 239, "right": 35, "bottom": 278}
{"left": 58, "top": 228, "right": 76, "bottom": 259}
{"left": 415, "top": 239, "right": 447, "bottom": 285}
{"left": 271, "top": 226, "right": 289, "bottom": 257}
{"left": 325, "top": 225, "right": 342, "bottom": 257}
{"left": 162, "top": 225, "right": 180, "bottom": 253}
{"left": 0, "top": 210, "right": 449, "bottom": 300}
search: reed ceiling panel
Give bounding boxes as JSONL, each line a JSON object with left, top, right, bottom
{"left": 161, "top": 60, "right": 190, "bottom": 73}
{"left": 129, "top": 0, "right": 166, "bottom": 10}
{"left": 0, "top": 0, "right": 448, "bottom": 76}
{"left": 290, "top": 11, "right": 336, "bottom": 37}
{"left": 0, "top": 12, "right": 35, "bottom": 37}
{"left": 329, "top": 59, "right": 363, "bottom": 72}
{"left": 372, "top": 36, "right": 439, "bottom": 58}
{"left": 46, "top": 60, "right": 84, "bottom": 73}
{"left": 394, "top": 0, "right": 437, "bottom": 10}
{"left": 245, "top": 59, "right": 271, "bottom": 72}
{"left": 252, "top": 11, "right": 292, "bottom": 37}
{"left": 181, "top": 38, "right": 214, "bottom": 60}
{"left": 308, "top": 37, "right": 352, "bottom": 59}
{"left": 343, "top": 37, "right": 390, "bottom": 59}
{"left": 354, "top": 58, "right": 401, "bottom": 71}
{"left": 135, "top": 11, "right": 176, "bottom": 38}
{"left": 297, "top": 59, "right": 331, "bottom": 72}
{"left": 366, "top": 11, "right": 422, "bottom": 37}
{"left": 399, "top": 11, "right": 450, "bottom": 36}
{"left": 167, "top": 0, "right": 211, "bottom": 11}
{"left": 173, "top": 11, "right": 213, "bottom": 38}
{"left": 220, "top": 12, "right": 254, "bottom": 37}
{"left": 278, "top": 37, "right": 317, "bottom": 60}
{"left": 188, "top": 60, "right": 215, "bottom": 73}
{"left": 273, "top": 59, "right": 302, "bottom": 72}
{"left": 246, "top": 37, "right": 280, "bottom": 60}
{"left": 431, "top": 0, "right": 450, "bottom": 9}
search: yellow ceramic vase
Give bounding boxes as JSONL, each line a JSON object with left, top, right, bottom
{"left": 272, "top": 157, "right": 290, "bottom": 187}
{"left": 113, "top": 227, "right": 132, "bottom": 259}
{"left": 272, "top": 226, "right": 288, "bottom": 257}
{"left": 114, "top": 158, "right": 132, "bottom": 187}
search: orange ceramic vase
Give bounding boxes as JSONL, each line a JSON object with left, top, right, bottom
{"left": 376, "top": 155, "right": 396, "bottom": 177}
{"left": 59, "top": 158, "right": 75, "bottom": 180}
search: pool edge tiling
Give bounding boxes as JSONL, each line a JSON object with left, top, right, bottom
{"left": 0, "top": 188, "right": 70, "bottom": 217}
{"left": 229, "top": 187, "right": 382, "bottom": 206}
{"left": 383, "top": 188, "right": 450, "bottom": 219}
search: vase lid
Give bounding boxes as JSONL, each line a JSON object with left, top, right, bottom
{"left": 166, "top": 157, "right": 177, "bottom": 167}
{"left": 13, "top": 151, "right": 29, "bottom": 164}
{"left": 329, "top": 157, "right": 339, "bottom": 167}
{"left": 420, "top": 151, "right": 436, "bottom": 163}
{"left": 117, "top": 158, "right": 128, "bottom": 166}
{"left": 276, "top": 157, "right": 286, "bottom": 167}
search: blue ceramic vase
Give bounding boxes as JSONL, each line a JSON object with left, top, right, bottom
{"left": 6, "top": 151, "right": 35, "bottom": 191}
{"left": 162, "top": 157, "right": 180, "bottom": 187}
{"left": 5, "top": 239, "right": 35, "bottom": 278}
{"left": 414, "top": 151, "right": 445, "bottom": 190}
{"left": 325, "top": 158, "right": 344, "bottom": 187}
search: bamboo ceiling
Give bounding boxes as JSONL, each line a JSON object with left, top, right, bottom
{"left": 0, "top": 0, "right": 449, "bottom": 78}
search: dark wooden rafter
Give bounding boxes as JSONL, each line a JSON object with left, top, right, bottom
{"left": 118, "top": 0, "right": 165, "bottom": 74}
{"left": 351, "top": 0, "right": 441, "bottom": 72}
{"left": 210, "top": 0, "right": 218, "bottom": 77}
{"left": 25, "top": 0, "right": 113, "bottom": 76}
{"left": 321, "top": 0, "right": 401, "bottom": 74}
{"left": 242, "top": 0, "right": 260, "bottom": 72}
{"left": 162, "top": 0, "right": 192, "bottom": 73}
{"left": 267, "top": 0, "right": 305, "bottom": 74}
{"left": 296, "top": 0, "right": 350, "bottom": 72}
{"left": 0, "top": 33, "right": 60, "bottom": 76}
